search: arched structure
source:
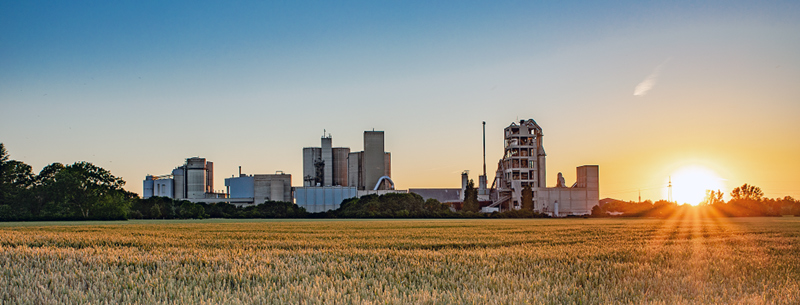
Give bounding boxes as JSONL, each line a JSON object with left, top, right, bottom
{"left": 373, "top": 176, "right": 395, "bottom": 190}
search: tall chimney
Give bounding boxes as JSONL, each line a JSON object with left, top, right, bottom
{"left": 482, "top": 121, "right": 486, "bottom": 177}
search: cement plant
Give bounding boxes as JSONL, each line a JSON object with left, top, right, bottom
{"left": 142, "top": 119, "right": 599, "bottom": 217}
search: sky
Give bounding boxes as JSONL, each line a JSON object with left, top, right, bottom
{"left": 2, "top": 1, "right": 799, "bottom": 204}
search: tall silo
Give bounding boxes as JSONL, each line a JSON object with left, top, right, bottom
{"left": 205, "top": 161, "right": 214, "bottom": 193}
{"left": 321, "top": 137, "right": 333, "bottom": 186}
{"left": 186, "top": 157, "right": 207, "bottom": 199}
{"left": 172, "top": 167, "right": 185, "bottom": 199}
{"left": 332, "top": 147, "right": 350, "bottom": 186}
{"left": 363, "top": 131, "right": 385, "bottom": 190}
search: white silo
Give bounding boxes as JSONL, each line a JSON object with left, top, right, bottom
{"left": 143, "top": 176, "right": 155, "bottom": 199}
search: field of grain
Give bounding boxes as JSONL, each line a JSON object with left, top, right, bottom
{"left": 2, "top": 212, "right": 799, "bottom": 304}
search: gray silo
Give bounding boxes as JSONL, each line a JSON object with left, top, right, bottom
{"left": 186, "top": 157, "right": 207, "bottom": 199}
{"left": 143, "top": 176, "right": 155, "bottom": 199}
{"left": 172, "top": 167, "right": 185, "bottom": 199}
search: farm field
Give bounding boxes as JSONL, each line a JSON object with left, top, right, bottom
{"left": 1, "top": 213, "right": 799, "bottom": 304}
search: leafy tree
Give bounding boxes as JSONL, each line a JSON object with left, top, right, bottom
{"left": 702, "top": 190, "right": 724, "bottom": 206}
{"left": 336, "top": 193, "right": 453, "bottom": 218}
{"left": 1, "top": 160, "right": 35, "bottom": 200}
{"left": 0, "top": 143, "right": 8, "bottom": 165}
{"left": 462, "top": 179, "right": 480, "bottom": 212}
{"left": 731, "top": 184, "right": 763, "bottom": 201}
{"left": 53, "top": 161, "right": 129, "bottom": 219}
{"left": 246, "top": 200, "right": 308, "bottom": 218}
{"left": 0, "top": 147, "right": 37, "bottom": 219}
{"left": 177, "top": 201, "right": 206, "bottom": 219}
{"left": 521, "top": 184, "right": 533, "bottom": 210}
{"left": 205, "top": 202, "right": 241, "bottom": 218}
{"left": 724, "top": 184, "right": 766, "bottom": 216}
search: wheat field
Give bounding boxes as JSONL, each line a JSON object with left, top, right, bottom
{"left": 1, "top": 213, "right": 799, "bottom": 304}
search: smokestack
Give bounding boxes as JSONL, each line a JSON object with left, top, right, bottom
{"left": 482, "top": 121, "right": 486, "bottom": 177}
{"left": 238, "top": 166, "right": 241, "bottom": 177}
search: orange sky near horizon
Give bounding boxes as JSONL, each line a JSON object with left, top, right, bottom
{"left": 1, "top": 2, "right": 798, "bottom": 204}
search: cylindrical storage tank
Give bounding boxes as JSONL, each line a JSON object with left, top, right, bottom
{"left": 186, "top": 158, "right": 206, "bottom": 199}
{"left": 271, "top": 180, "right": 284, "bottom": 202}
{"left": 172, "top": 168, "right": 185, "bottom": 199}
{"left": 143, "top": 176, "right": 155, "bottom": 199}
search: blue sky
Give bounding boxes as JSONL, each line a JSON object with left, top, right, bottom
{"left": 2, "top": 1, "right": 799, "bottom": 202}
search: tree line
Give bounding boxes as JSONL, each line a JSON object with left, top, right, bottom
{"left": 3, "top": 143, "right": 797, "bottom": 220}
{"left": 592, "top": 184, "right": 800, "bottom": 217}
{"left": 0, "top": 143, "right": 541, "bottom": 221}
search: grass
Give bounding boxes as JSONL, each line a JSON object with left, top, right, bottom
{"left": 1, "top": 212, "right": 799, "bottom": 304}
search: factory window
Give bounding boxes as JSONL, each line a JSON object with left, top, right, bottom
{"left": 529, "top": 160, "right": 535, "bottom": 168}
{"left": 520, "top": 149, "right": 528, "bottom": 156}
{"left": 512, "top": 159, "right": 519, "bottom": 168}
{"left": 512, "top": 172, "right": 520, "bottom": 180}
{"left": 511, "top": 149, "right": 518, "bottom": 156}
{"left": 511, "top": 128, "right": 519, "bottom": 134}
{"left": 521, "top": 172, "right": 528, "bottom": 180}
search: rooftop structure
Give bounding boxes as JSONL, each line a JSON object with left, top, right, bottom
{"left": 296, "top": 130, "right": 397, "bottom": 212}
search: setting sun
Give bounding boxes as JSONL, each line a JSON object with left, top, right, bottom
{"left": 665, "top": 166, "right": 726, "bottom": 205}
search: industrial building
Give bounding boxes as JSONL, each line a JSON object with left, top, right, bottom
{"left": 302, "top": 134, "right": 350, "bottom": 187}
{"left": 412, "top": 119, "right": 599, "bottom": 216}
{"left": 486, "top": 119, "right": 599, "bottom": 216}
{"left": 224, "top": 169, "right": 293, "bottom": 204}
{"left": 143, "top": 158, "right": 291, "bottom": 205}
{"left": 143, "top": 157, "right": 227, "bottom": 201}
{"left": 296, "top": 130, "right": 401, "bottom": 213}
{"left": 302, "top": 131, "right": 392, "bottom": 190}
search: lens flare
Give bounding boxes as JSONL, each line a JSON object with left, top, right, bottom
{"left": 665, "top": 166, "right": 726, "bottom": 205}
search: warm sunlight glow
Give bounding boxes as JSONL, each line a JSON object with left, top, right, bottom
{"left": 666, "top": 166, "right": 726, "bottom": 205}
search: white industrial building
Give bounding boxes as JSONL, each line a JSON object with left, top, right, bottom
{"left": 143, "top": 157, "right": 292, "bottom": 206}
{"left": 143, "top": 157, "right": 227, "bottom": 202}
{"left": 224, "top": 170, "right": 292, "bottom": 204}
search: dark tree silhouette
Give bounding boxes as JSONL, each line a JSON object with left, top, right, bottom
{"left": 462, "top": 179, "right": 479, "bottom": 212}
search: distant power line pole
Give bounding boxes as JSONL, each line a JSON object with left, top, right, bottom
{"left": 668, "top": 176, "right": 673, "bottom": 202}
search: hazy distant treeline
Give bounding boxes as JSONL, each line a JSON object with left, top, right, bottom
{"left": 593, "top": 186, "right": 800, "bottom": 217}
